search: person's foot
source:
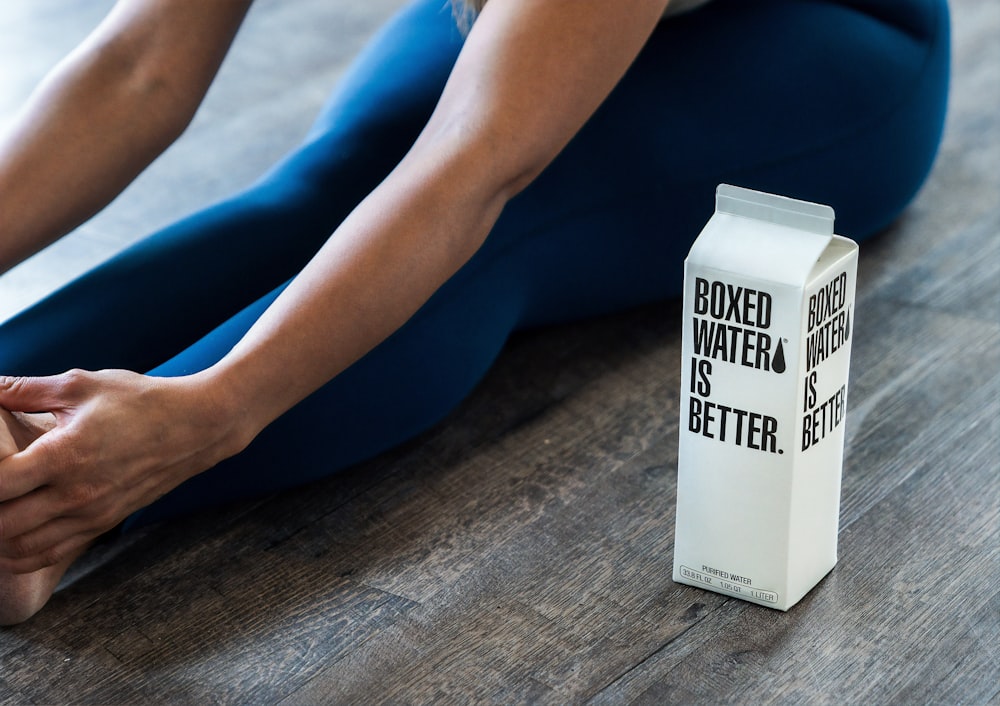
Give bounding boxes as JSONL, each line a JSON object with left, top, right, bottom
{"left": 0, "top": 552, "right": 84, "bottom": 626}
{"left": 0, "top": 408, "right": 77, "bottom": 626}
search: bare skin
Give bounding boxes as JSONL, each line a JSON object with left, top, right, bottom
{"left": 0, "top": 0, "right": 671, "bottom": 623}
{"left": 0, "top": 410, "right": 84, "bottom": 626}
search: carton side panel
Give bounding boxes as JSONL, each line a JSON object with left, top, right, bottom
{"left": 788, "top": 243, "right": 858, "bottom": 602}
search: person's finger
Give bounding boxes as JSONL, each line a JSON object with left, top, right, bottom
{"left": 0, "top": 441, "right": 56, "bottom": 503}
{"left": 0, "top": 520, "right": 94, "bottom": 574}
{"left": 0, "top": 409, "right": 19, "bottom": 453}
{"left": 0, "top": 371, "right": 87, "bottom": 413}
{"left": 0, "top": 483, "right": 67, "bottom": 547}
{"left": 0, "top": 408, "right": 57, "bottom": 452}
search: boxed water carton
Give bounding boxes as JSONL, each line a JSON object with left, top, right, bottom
{"left": 672, "top": 184, "right": 857, "bottom": 611}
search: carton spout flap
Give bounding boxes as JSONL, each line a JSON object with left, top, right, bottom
{"left": 687, "top": 185, "right": 836, "bottom": 287}
{"left": 716, "top": 184, "right": 834, "bottom": 237}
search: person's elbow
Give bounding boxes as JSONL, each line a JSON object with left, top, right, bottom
{"left": 75, "top": 33, "right": 202, "bottom": 148}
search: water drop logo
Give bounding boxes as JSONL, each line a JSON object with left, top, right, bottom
{"left": 772, "top": 338, "right": 786, "bottom": 374}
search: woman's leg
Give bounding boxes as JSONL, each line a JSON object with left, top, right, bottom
{"left": 124, "top": 0, "right": 950, "bottom": 526}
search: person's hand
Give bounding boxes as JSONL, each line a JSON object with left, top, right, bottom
{"left": 0, "top": 370, "right": 248, "bottom": 573}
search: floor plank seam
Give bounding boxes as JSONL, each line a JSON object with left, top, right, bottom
{"left": 584, "top": 603, "right": 723, "bottom": 701}
{"left": 840, "top": 378, "right": 1000, "bottom": 533}
{"left": 858, "top": 280, "right": 1000, "bottom": 326}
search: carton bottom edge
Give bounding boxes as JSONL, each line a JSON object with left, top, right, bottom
{"left": 672, "top": 559, "right": 838, "bottom": 612}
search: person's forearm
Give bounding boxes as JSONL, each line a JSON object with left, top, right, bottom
{"left": 0, "top": 45, "right": 191, "bottom": 273}
{"left": 198, "top": 134, "right": 510, "bottom": 447}
{"left": 0, "top": 0, "right": 252, "bottom": 274}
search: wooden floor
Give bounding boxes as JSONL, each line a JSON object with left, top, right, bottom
{"left": 1, "top": 1, "right": 998, "bottom": 703}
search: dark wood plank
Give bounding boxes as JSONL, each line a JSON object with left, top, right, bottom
{"left": 841, "top": 305, "right": 999, "bottom": 527}
{"left": 898, "top": 590, "right": 1000, "bottom": 703}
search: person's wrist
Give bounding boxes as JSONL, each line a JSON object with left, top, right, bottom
{"left": 179, "top": 367, "right": 262, "bottom": 463}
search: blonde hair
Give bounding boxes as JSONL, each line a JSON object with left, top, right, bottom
{"left": 451, "top": 0, "right": 485, "bottom": 32}
{"left": 454, "top": 0, "right": 487, "bottom": 11}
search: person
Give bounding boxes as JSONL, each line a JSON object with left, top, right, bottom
{"left": 0, "top": 0, "right": 949, "bottom": 624}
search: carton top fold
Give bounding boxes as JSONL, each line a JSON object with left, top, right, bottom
{"left": 686, "top": 185, "right": 837, "bottom": 288}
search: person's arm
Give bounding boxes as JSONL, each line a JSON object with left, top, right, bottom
{"left": 0, "top": 0, "right": 670, "bottom": 572}
{"left": 0, "top": 0, "right": 253, "bottom": 273}
{"left": 212, "top": 0, "right": 672, "bottom": 432}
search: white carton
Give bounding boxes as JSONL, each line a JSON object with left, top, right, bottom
{"left": 672, "top": 184, "right": 857, "bottom": 611}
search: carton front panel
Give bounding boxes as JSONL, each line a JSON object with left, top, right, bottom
{"left": 676, "top": 264, "right": 804, "bottom": 605}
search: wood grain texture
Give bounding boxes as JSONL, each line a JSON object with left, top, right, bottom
{"left": 1, "top": 0, "right": 998, "bottom": 703}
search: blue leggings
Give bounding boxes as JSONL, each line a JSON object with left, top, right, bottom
{"left": 0, "top": 0, "right": 949, "bottom": 527}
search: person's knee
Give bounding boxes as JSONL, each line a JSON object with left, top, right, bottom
{"left": 848, "top": 0, "right": 948, "bottom": 43}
